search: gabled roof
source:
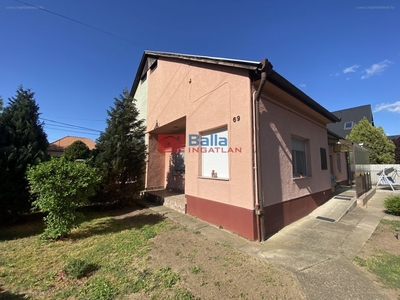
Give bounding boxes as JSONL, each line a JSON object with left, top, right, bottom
{"left": 130, "top": 51, "right": 339, "bottom": 123}
{"left": 388, "top": 135, "right": 400, "bottom": 141}
{"left": 47, "top": 136, "right": 96, "bottom": 152}
{"left": 327, "top": 104, "right": 374, "bottom": 139}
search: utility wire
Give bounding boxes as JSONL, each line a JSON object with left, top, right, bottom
{"left": 13, "top": 0, "right": 142, "bottom": 47}
{"left": 40, "top": 117, "right": 102, "bottom": 132}
{"left": 45, "top": 126, "right": 99, "bottom": 136}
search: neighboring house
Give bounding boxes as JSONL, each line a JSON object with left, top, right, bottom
{"left": 327, "top": 105, "right": 375, "bottom": 184}
{"left": 130, "top": 51, "right": 340, "bottom": 241}
{"left": 327, "top": 104, "right": 374, "bottom": 139}
{"left": 47, "top": 136, "right": 96, "bottom": 157}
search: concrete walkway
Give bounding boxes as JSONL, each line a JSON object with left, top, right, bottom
{"left": 143, "top": 189, "right": 400, "bottom": 299}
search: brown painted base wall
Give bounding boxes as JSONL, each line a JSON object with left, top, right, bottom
{"left": 263, "top": 189, "right": 332, "bottom": 237}
{"left": 186, "top": 195, "right": 258, "bottom": 241}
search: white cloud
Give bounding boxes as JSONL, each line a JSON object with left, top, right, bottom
{"left": 343, "top": 65, "right": 360, "bottom": 73}
{"left": 299, "top": 83, "right": 306, "bottom": 88}
{"left": 361, "top": 59, "right": 393, "bottom": 79}
{"left": 373, "top": 101, "right": 400, "bottom": 113}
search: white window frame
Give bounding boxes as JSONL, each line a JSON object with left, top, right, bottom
{"left": 344, "top": 121, "right": 354, "bottom": 130}
{"left": 292, "top": 137, "right": 308, "bottom": 178}
{"left": 200, "top": 126, "right": 229, "bottom": 179}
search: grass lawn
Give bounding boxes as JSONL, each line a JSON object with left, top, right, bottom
{"left": 0, "top": 207, "right": 170, "bottom": 299}
{"left": 355, "top": 219, "right": 400, "bottom": 299}
{"left": 0, "top": 206, "right": 303, "bottom": 300}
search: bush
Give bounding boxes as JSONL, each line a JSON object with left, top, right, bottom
{"left": 63, "top": 140, "right": 91, "bottom": 161}
{"left": 383, "top": 195, "right": 400, "bottom": 216}
{"left": 27, "top": 158, "right": 102, "bottom": 239}
{"left": 63, "top": 258, "right": 99, "bottom": 279}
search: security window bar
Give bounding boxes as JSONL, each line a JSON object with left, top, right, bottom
{"left": 201, "top": 127, "right": 229, "bottom": 179}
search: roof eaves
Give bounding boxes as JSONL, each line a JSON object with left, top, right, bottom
{"left": 144, "top": 51, "right": 260, "bottom": 70}
{"left": 267, "top": 71, "right": 340, "bottom": 123}
{"left": 130, "top": 51, "right": 261, "bottom": 97}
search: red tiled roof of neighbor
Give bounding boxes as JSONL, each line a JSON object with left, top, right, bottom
{"left": 47, "top": 136, "right": 96, "bottom": 151}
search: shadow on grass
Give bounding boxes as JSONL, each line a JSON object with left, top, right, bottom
{"left": 1, "top": 210, "right": 165, "bottom": 242}
{"left": 0, "top": 287, "right": 28, "bottom": 299}
{"left": 0, "top": 203, "right": 149, "bottom": 241}
{"left": 0, "top": 220, "right": 44, "bottom": 241}
{"left": 69, "top": 210, "right": 166, "bottom": 241}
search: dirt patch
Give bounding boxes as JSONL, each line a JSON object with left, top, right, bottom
{"left": 358, "top": 218, "right": 400, "bottom": 259}
{"left": 356, "top": 218, "right": 400, "bottom": 300}
{"left": 136, "top": 220, "right": 305, "bottom": 300}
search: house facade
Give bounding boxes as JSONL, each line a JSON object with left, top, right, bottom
{"left": 130, "top": 51, "right": 340, "bottom": 241}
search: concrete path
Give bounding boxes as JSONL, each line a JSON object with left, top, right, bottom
{"left": 143, "top": 189, "right": 400, "bottom": 299}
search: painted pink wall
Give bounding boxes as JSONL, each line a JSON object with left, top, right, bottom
{"left": 146, "top": 59, "right": 255, "bottom": 210}
{"left": 146, "top": 133, "right": 166, "bottom": 190}
{"left": 258, "top": 98, "right": 331, "bottom": 206}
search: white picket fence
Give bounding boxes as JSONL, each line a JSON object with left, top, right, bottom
{"left": 355, "top": 164, "right": 400, "bottom": 184}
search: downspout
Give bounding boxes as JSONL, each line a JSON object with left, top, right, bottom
{"left": 253, "top": 59, "right": 273, "bottom": 241}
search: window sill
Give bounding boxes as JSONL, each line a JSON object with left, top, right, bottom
{"left": 198, "top": 176, "right": 229, "bottom": 181}
{"left": 293, "top": 176, "right": 312, "bottom": 181}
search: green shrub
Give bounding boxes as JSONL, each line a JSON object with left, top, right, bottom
{"left": 27, "top": 158, "right": 102, "bottom": 239}
{"left": 383, "top": 195, "right": 400, "bottom": 216}
{"left": 63, "top": 258, "right": 99, "bottom": 279}
{"left": 63, "top": 140, "right": 91, "bottom": 161}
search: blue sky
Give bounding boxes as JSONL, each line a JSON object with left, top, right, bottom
{"left": 0, "top": 0, "right": 399, "bottom": 142}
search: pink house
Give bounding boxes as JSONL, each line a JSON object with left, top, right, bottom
{"left": 130, "top": 51, "right": 340, "bottom": 241}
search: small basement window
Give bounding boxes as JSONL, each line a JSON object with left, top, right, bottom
{"left": 344, "top": 121, "right": 354, "bottom": 130}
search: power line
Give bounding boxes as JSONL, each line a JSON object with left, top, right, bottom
{"left": 40, "top": 118, "right": 102, "bottom": 133}
{"left": 49, "top": 117, "right": 104, "bottom": 122}
{"left": 13, "top": 0, "right": 143, "bottom": 47}
{"left": 45, "top": 126, "right": 99, "bottom": 136}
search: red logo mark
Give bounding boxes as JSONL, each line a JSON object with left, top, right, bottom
{"left": 158, "top": 134, "right": 185, "bottom": 153}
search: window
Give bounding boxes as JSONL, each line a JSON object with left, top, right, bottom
{"left": 336, "top": 153, "right": 342, "bottom": 172}
{"left": 201, "top": 127, "right": 229, "bottom": 179}
{"left": 292, "top": 137, "right": 308, "bottom": 178}
{"left": 344, "top": 121, "right": 354, "bottom": 130}
{"left": 320, "top": 148, "right": 327, "bottom": 170}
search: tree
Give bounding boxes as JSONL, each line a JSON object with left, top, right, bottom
{"left": 63, "top": 140, "right": 91, "bottom": 161}
{"left": 346, "top": 117, "right": 395, "bottom": 164}
{"left": 27, "top": 158, "right": 101, "bottom": 239}
{"left": 95, "top": 89, "right": 146, "bottom": 205}
{"left": 393, "top": 137, "right": 400, "bottom": 164}
{"left": 0, "top": 86, "right": 48, "bottom": 222}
